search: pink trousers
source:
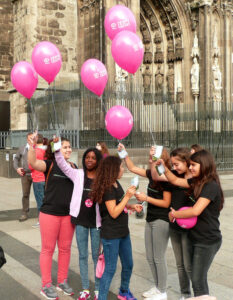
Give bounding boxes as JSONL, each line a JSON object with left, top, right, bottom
{"left": 39, "top": 212, "right": 75, "bottom": 286}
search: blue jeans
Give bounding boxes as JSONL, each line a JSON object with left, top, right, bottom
{"left": 191, "top": 239, "right": 222, "bottom": 296}
{"left": 75, "top": 225, "right": 100, "bottom": 291}
{"left": 169, "top": 228, "right": 192, "bottom": 298}
{"left": 33, "top": 181, "right": 45, "bottom": 212}
{"left": 98, "top": 234, "right": 133, "bottom": 300}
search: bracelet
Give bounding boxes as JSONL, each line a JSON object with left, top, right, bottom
{"left": 170, "top": 210, "right": 175, "bottom": 218}
{"left": 118, "top": 149, "right": 128, "bottom": 159}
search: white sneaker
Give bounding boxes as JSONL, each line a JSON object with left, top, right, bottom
{"left": 142, "top": 287, "right": 159, "bottom": 298}
{"left": 146, "top": 292, "right": 167, "bottom": 300}
{"left": 32, "top": 222, "right": 40, "bottom": 228}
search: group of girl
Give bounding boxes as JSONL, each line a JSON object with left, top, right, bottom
{"left": 28, "top": 137, "right": 141, "bottom": 300}
{"left": 117, "top": 142, "right": 222, "bottom": 300}
{"left": 28, "top": 136, "right": 222, "bottom": 300}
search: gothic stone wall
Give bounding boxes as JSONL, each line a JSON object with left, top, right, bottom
{"left": 10, "top": 0, "right": 78, "bottom": 130}
{"left": 0, "top": 0, "right": 13, "bottom": 92}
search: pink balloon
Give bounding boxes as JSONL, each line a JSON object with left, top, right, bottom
{"left": 104, "top": 5, "right": 137, "bottom": 41}
{"left": 176, "top": 207, "right": 197, "bottom": 229}
{"left": 111, "top": 30, "right": 144, "bottom": 74}
{"left": 81, "top": 59, "right": 108, "bottom": 97}
{"left": 105, "top": 105, "right": 133, "bottom": 140}
{"left": 31, "top": 41, "right": 62, "bottom": 84}
{"left": 11, "top": 61, "right": 38, "bottom": 99}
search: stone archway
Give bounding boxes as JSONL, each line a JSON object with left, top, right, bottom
{"left": 139, "top": 0, "right": 192, "bottom": 103}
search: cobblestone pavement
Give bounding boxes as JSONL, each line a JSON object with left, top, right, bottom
{"left": 0, "top": 174, "right": 233, "bottom": 300}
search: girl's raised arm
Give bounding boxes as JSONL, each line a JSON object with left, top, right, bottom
{"left": 118, "top": 143, "right": 147, "bottom": 177}
{"left": 28, "top": 134, "right": 46, "bottom": 172}
{"left": 55, "top": 150, "right": 77, "bottom": 182}
{"left": 157, "top": 159, "right": 190, "bottom": 188}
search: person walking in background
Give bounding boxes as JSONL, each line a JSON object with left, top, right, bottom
{"left": 54, "top": 142, "right": 103, "bottom": 300}
{"left": 29, "top": 133, "right": 46, "bottom": 228}
{"left": 91, "top": 156, "right": 142, "bottom": 300}
{"left": 157, "top": 149, "right": 223, "bottom": 297}
{"left": 96, "top": 141, "right": 109, "bottom": 158}
{"left": 13, "top": 132, "right": 33, "bottom": 222}
{"left": 28, "top": 135, "right": 77, "bottom": 300}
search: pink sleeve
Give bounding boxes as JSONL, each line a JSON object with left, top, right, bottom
{"left": 55, "top": 151, "right": 77, "bottom": 182}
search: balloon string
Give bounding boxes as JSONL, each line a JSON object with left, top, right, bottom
{"left": 51, "top": 82, "right": 60, "bottom": 136}
{"left": 145, "top": 110, "right": 156, "bottom": 145}
{"left": 29, "top": 99, "right": 38, "bottom": 132}
{"left": 45, "top": 85, "right": 55, "bottom": 130}
{"left": 99, "top": 96, "right": 107, "bottom": 113}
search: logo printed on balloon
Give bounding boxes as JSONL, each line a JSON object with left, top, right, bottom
{"left": 111, "top": 19, "right": 130, "bottom": 30}
{"left": 93, "top": 69, "right": 107, "bottom": 79}
{"left": 85, "top": 199, "right": 93, "bottom": 208}
{"left": 44, "top": 55, "right": 61, "bottom": 65}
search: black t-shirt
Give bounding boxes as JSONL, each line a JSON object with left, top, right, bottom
{"left": 146, "top": 169, "right": 171, "bottom": 223}
{"left": 40, "top": 160, "right": 75, "bottom": 216}
{"left": 187, "top": 179, "right": 222, "bottom": 244}
{"left": 71, "top": 177, "right": 97, "bottom": 228}
{"left": 99, "top": 181, "right": 129, "bottom": 239}
{"left": 170, "top": 171, "right": 194, "bottom": 232}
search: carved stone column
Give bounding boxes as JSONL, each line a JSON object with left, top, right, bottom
{"left": 222, "top": 2, "right": 232, "bottom": 103}
{"left": 197, "top": 1, "right": 212, "bottom": 104}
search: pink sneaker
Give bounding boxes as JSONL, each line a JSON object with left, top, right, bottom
{"left": 78, "top": 290, "right": 90, "bottom": 300}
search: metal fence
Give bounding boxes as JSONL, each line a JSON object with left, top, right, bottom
{"left": 1, "top": 81, "right": 233, "bottom": 170}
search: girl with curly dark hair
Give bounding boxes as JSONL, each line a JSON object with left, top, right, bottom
{"left": 157, "top": 149, "right": 223, "bottom": 297}
{"left": 91, "top": 156, "right": 142, "bottom": 300}
{"left": 54, "top": 145, "right": 103, "bottom": 300}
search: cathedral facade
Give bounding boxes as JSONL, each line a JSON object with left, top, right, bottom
{"left": 0, "top": 0, "right": 232, "bottom": 130}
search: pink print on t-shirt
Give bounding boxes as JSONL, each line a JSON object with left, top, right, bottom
{"left": 124, "top": 207, "right": 128, "bottom": 214}
{"left": 85, "top": 199, "right": 93, "bottom": 208}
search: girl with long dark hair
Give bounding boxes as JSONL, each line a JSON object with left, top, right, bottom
{"left": 91, "top": 156, "right": 142, "bottom": 300}
{"left": 152, "top": 148, "right": 193, "bottom": 300}
{"left": 28, "top": 136, "right": 77, "bottom": 300}
{"left": 157, "top": 149, "right": 223, "bottom": 297}
{"left": 117, "top": 144, "right": 172, "bottom": 300}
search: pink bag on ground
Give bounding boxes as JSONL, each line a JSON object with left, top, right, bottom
{"left": 96, "top": 252, "right": 105, "bottom": 278}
